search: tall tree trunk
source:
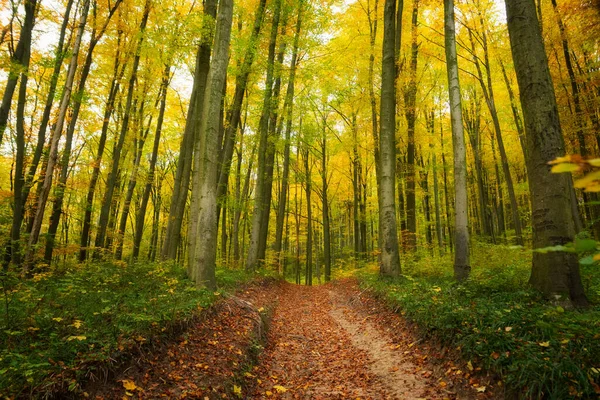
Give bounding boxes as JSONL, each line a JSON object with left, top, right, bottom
{"left": 22, "top": 0, "right": 74, "bottom": 213}
{"left": 190, "top": 0, "right": 234, "bottom": 288}
{"left": 0, "top": 0, "right": 37, "bottom": 146}
{"left": 23, "top": 0, "right": 91, "bottom": 270}
{"left": 161, "top": 0, "right": 218, "bottom": 261}
{"left": 273, "top": 7, "right": 302, "bottom": 266}
{"left": 44, "top": 2, "right": 123, "bottom": 262}
{"left": 378, "top": 0, "right": 401, "bottom": 277}
{"left": 403, "top": 0, "right": 419, "bottom": 251}
{"left": 94, "top": 0, "right": 150, "bottom": 257}
{"left": 505, "top": 0, "right": 588, "bottom": 306}
{"left": 304, "top": 146, "right": 313, "bottom": 286}
{"left": 115, "top": 87, "right": 155, "bottom": 260}
{"left": 321, "top": 116, "right": 331, "bottom": 282}
{"left": 133, "top": 66, "right": 170, "bottom": 260}
{"left": 79, "top": 31, "right": 126, "bottom": 262}
{"left": 246, "top": 0, "right": 283, "bottom": 271}
{"left": 444, "top": 0, "right": 470, "bottom": 280}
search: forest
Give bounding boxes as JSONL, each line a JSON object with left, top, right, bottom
{"left": 1, "top": 0, "right": 600, "bottom": 398}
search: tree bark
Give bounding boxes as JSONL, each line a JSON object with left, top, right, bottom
{"left": 505, "top": 0, "right": 588, "bottom": 306}
{"left": 161, "top": 0, "right": 218, "bottom": 261}
{"left": 378, "top": 0, "right": 401, "bottom": 277}
{"left": 444, "top": 0, "right": 470, "bottom": 280}
{"left": 0, "top": 0, "right": 38, "bottom": 146}
{"left": 190, "top": 0, "right": 234, "bottom": 288}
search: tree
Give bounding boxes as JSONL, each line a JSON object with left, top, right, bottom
{"left": 504, "top": 0, "right": 588, "bottom": 306}
{"left": 189, "top": 0, "right": 234, "bottom": 289}
{"left": 378, "top": 0, "right": 401, "bottom": 277}
{"left": 444, "top": 0, "right": 470, "bottom": 281}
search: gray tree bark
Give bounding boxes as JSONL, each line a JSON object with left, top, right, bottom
{"left": 378, "top": 0, "right": 401, "bottom": 277}
{"left": 444, "top": 0, "right": 470, "bottom": 281}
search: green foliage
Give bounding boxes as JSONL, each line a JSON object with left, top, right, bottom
{"left": 0, "top": 262, "right": 252, "bottom": 397}
{"left": 357, "top": 244, "right": 600, "bottom": 399}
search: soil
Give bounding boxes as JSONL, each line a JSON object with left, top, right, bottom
{"left": 90, "top": 279, "right": 498, "bottom": 399}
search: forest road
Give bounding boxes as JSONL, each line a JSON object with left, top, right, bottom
{"left": 93, "top": 280, "right": 480, "bottom": 399}
{"left": 248, "top": 281, "right": 447, "bottom": 399}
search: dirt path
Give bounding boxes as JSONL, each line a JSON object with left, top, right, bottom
{"left": 247, "top": 282, "right": 446, "bottom": 399}
{"left": 93, "top": 279, "right": 490, "bottom": 399}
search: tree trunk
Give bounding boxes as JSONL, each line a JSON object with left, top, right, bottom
{"left": 505, "top": 0, "right": 588, "bottom": 306}
{"left": 79, "top": 32, "right": 126, "bottom": 262}
{"left": 44, "top": 4, "right": 122, "bottom": 262}
{"left": 133, "top": 66, "right": 170, "bottom": 260}
{"left": 246, "top": 0, "right": 283, "bottom": 271}
{"left": 161, "top": 0, "right": 218, "bottom": 261}
{"left": 304, "top": 146, "right": 313, "bottom": 286}
{"left": 23, "top": 0, "right": 90, "bottom": 270}
{"left": 378, "top": 0, "right": 401, "bottom": 277}
{"left": 189, "top": 0, "right": 234, "bottom": 289}
{"left": 94, "top": 0, "right": 150, "bottom": 257}
{"left": 403, "top": 0, "right": 419, "bottom": 251}
{"left": 444, "top": 0, "right": 470, "bottom": 280}
{"left": 0, "top": 0, "right": 38, "bottom": 146}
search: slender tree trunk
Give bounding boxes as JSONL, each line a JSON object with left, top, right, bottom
{"left": 0, "top": 0, "right": 37, "bottom": 146}
{"left": 468, "top": 24, "right": 523, "bottom": 245}
{"left": 444, "top": 0, "right": 470, "bottom": 280}
{"left": 246, "top": 0, "right": 283, "bottom": 271}
{"left": 133, "top": 66, "right": 170, "bottom": 260}
{"left": 23, "top": 0, "right": 90, "bottom": 270}
{"left": 94, "top": 0, "right": 150, "bottom": 257}
{"left": 304, "top": 147, "right": 313, "bottom": 286}
{"left": 505, "top": 0, "right": 588, "bottom": 306}
{"left": 79, "top": 33, "right": 126, "bottom": 262}
{"left": 22, "top": 0, "right": 74, "bottom": 212}
{"left": 44, "top": 4, "right": 122, "bottom": 262}
{"left": 403, "top": 0, "right": 419, "bottom": 251}
{"left": 273, "top": 10, "right": 302, "bottom": 264}
{"left": 378, "top": 0, "right": 401, "bottom": 277}
{"left": 321, "top": 118, "right": 331, "bottom": 282}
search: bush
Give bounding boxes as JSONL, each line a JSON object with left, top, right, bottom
{"left": 0, "top": 262, "right": 253, "bottom": 397}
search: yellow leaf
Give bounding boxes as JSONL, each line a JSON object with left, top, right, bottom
{"left": 121, "top": 380, "right": 137, "bottom": 391}
{"left": 561, "top": 339, "right": 570, "bottom": 344}
{"left": 551, "top": 163, "right": 580, "bottom": 173}
{"left": 67, "top": 335, "right": 87, "bottom": 341}
{"left": 476, "top": 386, "right": 486, "bottom": 393}
{"left": 593, "top": 254, "right": 600, "bottom": 261}
{"left": 548, "top": 155, "right": 572, "bottom": 165}
{"left": 274, "top": 385, "right": 287, "bottom": 393}
{"left": 72, "top": 320, "right": 83, "bottom": 329}
{"left": 432, "top": 286, "right": 442, "bottom": 292}
{"left": 505, "top": 327, "right": 513, "bottom": 332}
{"left": 233, "top": 385, "right": 242, "bottom": 397}
{"left": 265, "top": 390, "right": 273, "bottom": 396}
{"left": 258, "top": 307, "right": 265, "bottom": 312}
{"left": 467, "top": 361, "right": 474, "bottom": 371}
{"left": 574, "top": 170, "right": 600, "bottom": 189}
{"left": 538, "top": 341, "right": 550, "bottom": 347}
{"left": 586, "top": 158, "right": 600, "bottom": 167}
{"left": 52, "top": 317, "right": 63, "bottom": 322}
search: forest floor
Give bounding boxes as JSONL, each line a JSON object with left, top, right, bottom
{"left": 89, "top": 279, "right": 496, "bottom": 399}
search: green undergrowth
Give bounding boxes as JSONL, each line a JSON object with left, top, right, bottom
{"left": 357, "top": 243, "right": 600, "bottom": 399}
{"left": 0, "top": 261, "right": 259, "bottom": 397}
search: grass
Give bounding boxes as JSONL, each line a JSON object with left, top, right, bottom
{"left": 356, "top": 243, "right": 600, "bottom": 399}
{"left": 0, "top": 261, "right": 257, "bottom": 398}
